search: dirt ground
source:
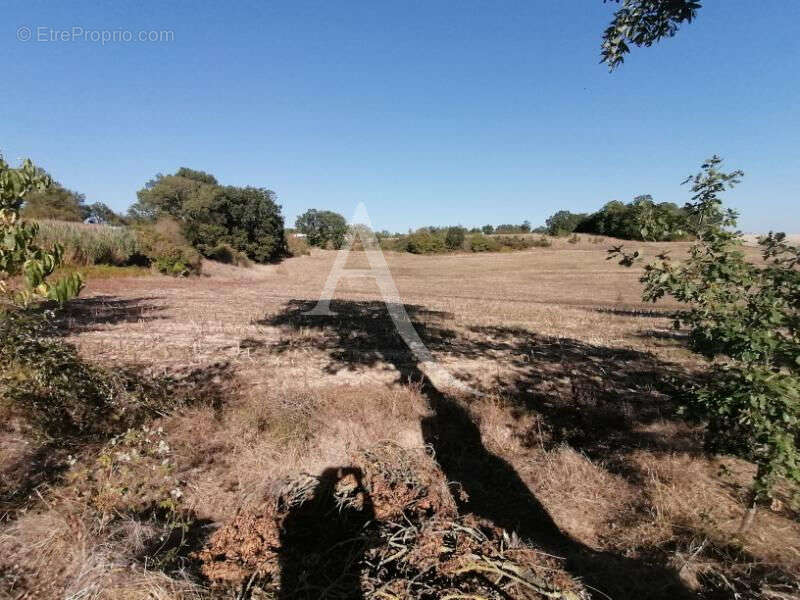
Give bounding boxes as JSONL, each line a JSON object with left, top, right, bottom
{"left": 3, "top": 240, "right": 799, "bottom": 599}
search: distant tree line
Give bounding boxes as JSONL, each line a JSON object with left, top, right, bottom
{"left": 545, "top": 195, "right": 693, "bottom": 240}
{"left": 20, "top": 170, "right": 127, "bottom": 225}
{"left": 21, "top": 165, "right": 288, "bottom": 271}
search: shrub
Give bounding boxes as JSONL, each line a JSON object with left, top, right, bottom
{"left": 531, "top": 235, "right": 552, "bottom": 247}
{"left": 381, "top": 235, "right": 408, "bottom": 252}
{"left": 207, "top": 243, "right": 252, "bottom": 267}
{"left": 136, "top": 218, "right": 202, "bottom": 277}
{"left": 495, "top": 235, "right": 534, "bottom": 251}
{"left": 208, "top": 242, "right": 234, "bottom": 263}
{"left": 568, "top": 233, "right": 581, "bottom": 244}
{"left": 286, "top": 234, "right": 311, "bottom": 257}
{"left": 0, "top": 310, "right": 174, "bottom": 439}
{"left": 406, "top": 231, "right": 446, "bottom": 254}
{"left": 444, "top": 226, "right": 466, "bottom": 250}
{"left": 612, "top": 156, "right": 800, "bottom": 510}
{"left": 467, "top": 234, "right": 500, "bottom": 252}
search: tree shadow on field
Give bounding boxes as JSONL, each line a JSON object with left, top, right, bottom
{"left": 54, "top": 295, "right": 168, "bottom": 334}
{"left": 260, "top": 300, "right": 697, "bottom": 599}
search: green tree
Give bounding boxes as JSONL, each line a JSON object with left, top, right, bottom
{"left": 611, "top": 156, "right": 800, "bottom": 515}
{"left": 295, "top": 209, "right": 349, "bottom": 249}
{"left": 21, "top": 178, "right": 85, "bottom": 222}
{"left": 0, "top": 157, "right": 83, "bottom": 307}
{"left": 444, "top": 226, "right": 466, "bottom": 250}
{"left": 183, "top": 186, "right": 287, "bottom": 263}
{"left": 132, "top": 169, "right": 286, "bottom": 263}
{"left": 601, "top": 0, "right": 702, "bottom": 70}
{"left": 129, "top": 169, "right": 217, "bottom": 222}
{"left": 482, "top": 224, "right": 495, "bottom": 235}
{"left": 577, "top": 196, "right": 689, "bottom": 240}
{"left": 82, "top": 202, "right": 127, "bottom": 225}
{"left": 545, "top": 210, "right": 587, "bottom": 236}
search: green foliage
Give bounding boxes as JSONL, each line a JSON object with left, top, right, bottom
{"left": 295, "top": 209, "right": 348, "bottom": 249}
{"left": 184, "top": 185, "right": 286, "bottom": 262}
{"left": 495, "top": 223, "right": 531, "bottom": 234}
{"left": 444, "top": 226, "right": 466, "bottom": 250}
{"left": 136, "top": 218, "right": 202, "bottom": 277}
{"left": 467, "top": 233, "right": 501, "bottom": 253}
{"left": 67, "top": 425, "right": 186, "bottom": 518}
{"left": 482, "top": 224, "right": 495, "bottom": 235}
{"left": 0, "top": 157, "right": 83, "bottom": 307}
{"left": 0, "top": 310, "right": 171, "bottom": 439}
{"left": 545, "top": 210, "right": 588, "bottom": 236}
{"left": 131, "top": 168, "right": 286, "bottom": 263}
{"left": 83, "top": 202, "right": 127, "bottom": 225}
{"left": 601, "top": 0, "right": 702, "bottom": 70}
{"left": 208, "top": 242, "right": 252, "bottom": 267}
{"left": 21, "top": 180, "right": 86, "bottom": 222}
{"left": 406, "top": 230, "right": 447, "bottom": 254}
{"left": 130, "top": 169, "right": 214, "bottom": 221}
{"left": 611, "top": 156, "right": 800, "bottom": 501}
{"left": 577, "top": 196, "right": 690, "bottom": 241}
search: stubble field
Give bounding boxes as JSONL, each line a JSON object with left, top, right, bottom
{"left": 3, "top": 239, "right": 798, "bottom": 599}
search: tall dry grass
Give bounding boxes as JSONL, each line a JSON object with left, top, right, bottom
{"left": 34, "top": 220, "right": 140, "bottom": 266}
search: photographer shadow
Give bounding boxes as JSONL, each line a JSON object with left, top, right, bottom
{"left": 278, "top": 467, "right": 375, "bottom": 600}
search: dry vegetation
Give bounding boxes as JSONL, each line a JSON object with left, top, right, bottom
{"left": 2, "top": 240, "right": 798, "bottom": 599}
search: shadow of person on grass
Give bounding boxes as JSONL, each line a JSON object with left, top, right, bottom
{"left": 260, "top": 299, "right": 696, "bottom": 599}
{"left": 278, "top": 467, "right": 374, "bottom": 600}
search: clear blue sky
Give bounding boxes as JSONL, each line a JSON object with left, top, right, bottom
{"left": 2, "top": 1, "right": 798, "bottom": 232}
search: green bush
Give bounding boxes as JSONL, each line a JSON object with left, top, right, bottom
{"left": 612, "top": 157, "right": 800, "bottom": 506}
{"left": 496, "top": 235, "right": 534, "bottom": 251}
{"left": 208, "top": 242, "right": 234, "bottom": 263}
{"left": 444, "top": 226, "right": 466, "bottom": 250}
{"left": 136, "top": 218, "right": 202, "bottom": 277}
{"left": 467, "top": 234, "right": 500, "bottom": 252}
{"left": 406, "top": 231, "right": 446, "bottom": 254}
{"left": 207, "top": 242, "right": 251, "bottom": 266}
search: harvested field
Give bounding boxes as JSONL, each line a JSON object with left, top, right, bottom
{"left": 2, "top": 243, "right": 798, "bottom": 599}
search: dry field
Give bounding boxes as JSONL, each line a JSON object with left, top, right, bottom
{"left": 2, "top": 240, "right": 799, "bottom": 599}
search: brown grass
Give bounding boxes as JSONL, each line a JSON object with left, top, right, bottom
{"left": 2, "top": 241, "right": 797, "bottom": 599}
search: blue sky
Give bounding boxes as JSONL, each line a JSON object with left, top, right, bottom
{"left": 2, "top": 1, "right": 798, "bottom": 232}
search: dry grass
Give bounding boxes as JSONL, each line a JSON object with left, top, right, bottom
{"left": 2, "top": 241, "right": 797, "bottom": 599}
